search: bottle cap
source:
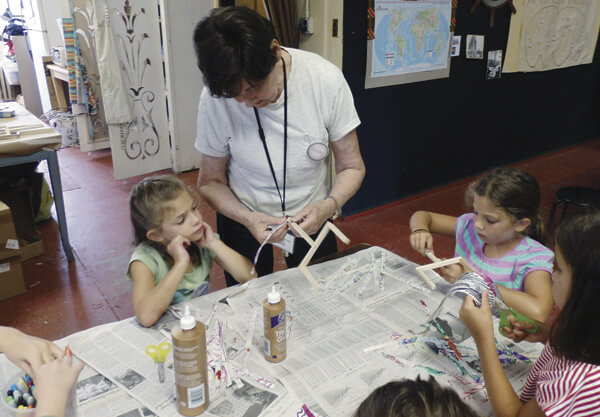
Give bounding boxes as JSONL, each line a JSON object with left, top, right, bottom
{"left": 267, "top": 284, "right": 281, "bottom": 304}
{"left": 180, "top": 305, "right": 196, "bottom": 330}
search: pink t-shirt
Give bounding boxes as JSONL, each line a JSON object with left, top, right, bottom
{"left": 520, "top": 343, "right": 600, "bottom": 416}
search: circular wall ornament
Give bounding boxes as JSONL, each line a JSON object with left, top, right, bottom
{"left": 470, "top": 0, "right": 517, "bottom": 27}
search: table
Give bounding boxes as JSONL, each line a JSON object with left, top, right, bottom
{"left": 0, "top": 101, "right": 74, "bottom": 261}
{"left": 0, "top": 247, "right": 541, "bottom": 416}
{"left": 47, "top": 64, "right": 69, "bottom": 111}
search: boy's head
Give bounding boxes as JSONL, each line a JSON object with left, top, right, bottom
{"left": 353, "top": 376, "right": 479, "bottom": 417}
{"left": 193, "top": 6, "right": 278, "bottom": 99}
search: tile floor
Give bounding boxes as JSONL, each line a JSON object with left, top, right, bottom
{"left": 1, "top": 137, "right": 600, "bottom": 341}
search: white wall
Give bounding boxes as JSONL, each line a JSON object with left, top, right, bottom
{"left": 297, "top": 0, "right": 343, "bottom": 69}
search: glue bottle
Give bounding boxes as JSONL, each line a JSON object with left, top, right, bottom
{"left": 171, "top": 305, "right": 209, "bottom": 416}
{"left": 263, "top": 284, "right": 287, "bottom": 362}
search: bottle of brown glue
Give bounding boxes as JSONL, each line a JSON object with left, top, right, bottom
{"left": 263, "top": 284, "right": 286, "bottom": 362}
{"left": 171, "top": 305, "right": 209, "bottom": 415}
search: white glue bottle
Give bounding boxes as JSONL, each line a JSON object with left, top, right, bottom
{"left": 171, "top": 305, "right": 209, "bottom": 415}
{"left": 263, "top": 284, "right": 287, "bottom": 362}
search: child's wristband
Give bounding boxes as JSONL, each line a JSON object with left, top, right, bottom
{"left": 411, "top": 228, "right": 429, "bottom": 234}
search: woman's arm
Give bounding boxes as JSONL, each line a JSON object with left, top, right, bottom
{"left": 197, "top": 153, "right": 289, "bottom": 243}
{"left": 291, "top": 130, "right": 365, "bottom": 235}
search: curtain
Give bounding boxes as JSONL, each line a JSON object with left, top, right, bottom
{"left": 265, "top": 0, "right": 298, "bottom": 48}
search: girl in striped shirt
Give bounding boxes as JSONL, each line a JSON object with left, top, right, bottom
{"left": 409, "top": 167, "right": 554, "bottom": 323}
{"left": 459, "top": 211, "right": 600, "bottom": 416}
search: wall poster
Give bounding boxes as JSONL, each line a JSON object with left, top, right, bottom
{"left": 365, "top": 0, "right": 454, "bottom": 88}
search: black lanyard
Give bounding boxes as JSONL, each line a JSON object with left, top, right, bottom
{"left": 253, "top": 56, "right": 288, "bottom": 216}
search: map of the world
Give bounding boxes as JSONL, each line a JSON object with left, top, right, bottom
{"left": 372, "top": 1, "right": 451, "bottom": 78}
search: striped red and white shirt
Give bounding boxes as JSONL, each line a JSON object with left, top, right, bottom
{"left": 520, "top": 343, "right": 600, "bottom": 416}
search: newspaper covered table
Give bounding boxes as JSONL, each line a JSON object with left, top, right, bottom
{"left": 0, "top": 246, "right": 543, "bottom": 417}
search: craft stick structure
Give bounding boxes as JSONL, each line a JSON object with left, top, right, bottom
{"left": 288, "top": 220, "right": 350, "bottom": 290}
{"left": 415, "top": 253, "right": 476, "bottom": 290}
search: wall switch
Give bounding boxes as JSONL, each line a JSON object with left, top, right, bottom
{"left": 299, "top": 17, "right": 314, "bottom": 34}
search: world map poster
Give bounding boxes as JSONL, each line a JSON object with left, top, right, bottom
{"left": 371, "top": 0, "right": 452, "bottom": 78}
{"left": 503, "top": 0, "right": 600, "bottom": 73}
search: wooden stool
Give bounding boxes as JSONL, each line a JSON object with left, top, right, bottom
{"left": 548, "top": 186, "right": 600, "bottom": 227}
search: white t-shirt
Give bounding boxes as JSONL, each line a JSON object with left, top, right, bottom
{"left": 195, "top": 48, "right": 360, "bottom": 217}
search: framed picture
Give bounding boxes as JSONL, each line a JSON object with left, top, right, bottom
{"left": 486, "top": 50, "right": 503, "bottom": 79}
{"left": 466, "top": 34, "right": 484, "bottom": 59}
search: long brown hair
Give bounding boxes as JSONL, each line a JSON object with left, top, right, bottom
{"left": 551, "top": 211, "right": 600, "bottom": 364}
{"left": 129, "top": 175, "right": 202, "bottom": 266}
{"left": 466, "top": 167, "right": 546, "bottom": 243}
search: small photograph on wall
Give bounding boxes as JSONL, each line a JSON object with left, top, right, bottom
{"left": 466, "top": 35, "right": 484, "bottom": 59}
{"left": 486, "top": 50, "right": 503, "bottom": 79}
{"left": 451, "top": 36, "right": 461, "bottom": 57}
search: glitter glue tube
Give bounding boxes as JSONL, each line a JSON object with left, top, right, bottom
{"left": 171, "top": 305, "right": 209, "bottom": 415}
{"left": 263, "top": 285, "right": 286, "bottom": 362}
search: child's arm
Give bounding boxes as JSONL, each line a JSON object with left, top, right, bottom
{"left": 211, "top": 239, "right": 257, "bottom": 283}
{"left": 130, "top": 236, "right": 191, "bottom": 327}
{"left": 409, "top": 210, "right": 457, "bottom": 255}
{"left": 195, "top": 222, "right": 256, "bottom": 283}
{"left": 460, "top": 292, "right": 547, "bottom": 417}
{"left": 33, "top": 354, "right": 84, "bottom": 417}
{"left": 497, "top": 270, "right": 554, "bottom": 323}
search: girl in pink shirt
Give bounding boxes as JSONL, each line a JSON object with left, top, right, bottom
{"left": 459, "top": 211, "right": 600, "bottom": 417}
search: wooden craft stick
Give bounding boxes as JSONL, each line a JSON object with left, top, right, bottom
{"left": 295, "top": 221, "right": 352, "bottom": 289}
{"left": 299, "top": 265, "right": 322, "bottom": 290}
{"left": 287, "top": 220, "right": 314, "bottom": 246}
{"left": 326, "top": 221, "right": 351, "bottom": 245}
{"left": 299, "top": 224, "right": 332, "bottom": 268}
{"left": 414, "top": 256, "right": 477, "bottom": 290}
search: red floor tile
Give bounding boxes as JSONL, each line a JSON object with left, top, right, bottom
{"left": 1, "top": 138, "right": 600, "bottom": 341}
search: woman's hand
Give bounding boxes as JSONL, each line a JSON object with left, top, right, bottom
{"left": 290, "top": 199, "right": 333, "bottom": 236}
{"left": 459, "top": 290, "right": 495, "bottom": 343}
{"left": 245, "top": 212, "right": 289, "bottom": 243}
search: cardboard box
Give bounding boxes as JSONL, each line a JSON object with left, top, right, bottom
{"left": 18, "top": 230, "right": 44, "bottom": 261}
{"left": 0, "top": 201, "right": 26, "bottom": 301}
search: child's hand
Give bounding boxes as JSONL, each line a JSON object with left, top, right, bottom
{"left": 194, "top": 222, "right": 217, "bottom": 248}
{"left": 459, "top": 290, "right": 494, "bottom": 342}
{"left": 409, "top": 230, "right": 433, "bottom": 255}
{"left": 440, "top": 263, "right": 465, "bottom": 284}
{"left": 33, "top": 353, "right": 84, "bottom": 417}
{"left": 166, "top": 235, "right": 191, "bottom": 265}
{"left": 0, "top": 327, "right": 63, "bottom": 380}
{"left": 500, "top": 314, "right": 549, "bottom": 344}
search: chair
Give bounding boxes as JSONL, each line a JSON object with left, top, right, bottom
{"left": 548, "top": 186, "right": 600, "bottom": 227}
